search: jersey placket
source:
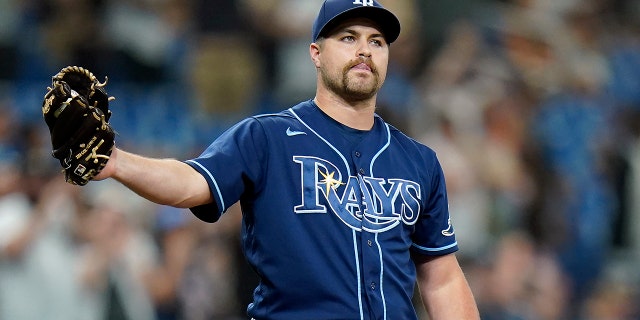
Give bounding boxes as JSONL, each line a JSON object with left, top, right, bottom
{"left": 353, "top": 151, "right": 387, "bottom": 320}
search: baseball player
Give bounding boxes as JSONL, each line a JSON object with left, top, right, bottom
{"left": 94, "top": 0, "right": 480, "bottom": 319}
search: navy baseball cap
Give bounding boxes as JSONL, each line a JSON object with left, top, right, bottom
{"left": 312, "top": 0, "right": 401, "bottom": 44}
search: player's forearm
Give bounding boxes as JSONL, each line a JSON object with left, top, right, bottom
{"left": 420, "top": 273, "right": 479, "bottom": 319}
{"left": 109, "top": 148, "right": 212, "bottom": 208}
{"left": 415, "top": 254, "right": 480, "bottom": 320}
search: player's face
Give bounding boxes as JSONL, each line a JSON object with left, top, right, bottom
{"left": 314, "top": 18, "right": 389, "bottom": 102}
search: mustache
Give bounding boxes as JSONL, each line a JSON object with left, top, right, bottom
{"left": 344, "top": 57, "right": 377, "bottom": 74}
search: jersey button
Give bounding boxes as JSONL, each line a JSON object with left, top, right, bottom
{"left": 370, "top": 282, "right": 376, "bottom": 290}
{"left": 355, "top": 151, "right": 361, "bottom": 157}
{"left": 359, "top": 168, "right": 365, "bottom": 175}
{"left": 367, "top": 240, "right": 372, "bottom": 247}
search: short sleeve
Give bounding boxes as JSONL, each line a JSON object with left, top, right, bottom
{"left": 185, "top": 117, "right": 267, "bottom": 221}
{"left": 410, "top": 157, "right": 458, "bottom": 256}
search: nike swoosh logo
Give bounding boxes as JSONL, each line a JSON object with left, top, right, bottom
{"left": 286, "top": 127, "right": 307, "bottom": 137}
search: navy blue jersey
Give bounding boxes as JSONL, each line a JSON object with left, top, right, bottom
{"left": 186, "top": 100, "right": 457, "bottom": 320}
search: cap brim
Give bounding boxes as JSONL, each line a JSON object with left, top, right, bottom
{"left": 315, "top": 6, "right": 401, "bottom": 44}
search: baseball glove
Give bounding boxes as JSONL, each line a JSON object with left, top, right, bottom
{"left": 42, "top": 66, "right": 115, "bottom": 185}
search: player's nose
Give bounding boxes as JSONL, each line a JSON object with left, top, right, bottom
{"left": 356, "top": 42, "right": 372, "bottom": 58}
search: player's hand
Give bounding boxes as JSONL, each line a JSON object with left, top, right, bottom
{"left": 93, "top": 147, "right": 118, "bottom": 181}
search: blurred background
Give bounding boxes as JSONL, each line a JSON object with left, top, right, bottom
{"left": 1, "top": 0, "right": 640, "bottom": 319}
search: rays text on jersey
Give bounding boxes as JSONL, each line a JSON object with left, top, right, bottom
{"left": 293, "top": 156, "right": 421, "bottom": 233}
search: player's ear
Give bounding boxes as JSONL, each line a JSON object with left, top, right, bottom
{"left": 310, "top": 42, "right": 322, "bottom": 68}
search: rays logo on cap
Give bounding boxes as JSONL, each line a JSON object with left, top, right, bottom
{"left": 311, "top": 0, "right": 401, "bottom": 44}
{"left": 353, "top": 0, "right": 374, "bottom": 6}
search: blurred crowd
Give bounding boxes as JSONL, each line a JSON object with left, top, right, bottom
{"left": 1, "top": 0, "right": 640, "bottom": 319}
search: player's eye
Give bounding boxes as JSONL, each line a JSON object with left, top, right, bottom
{"left": 370, "top": 38, "right": 385, "bottom": 47}
{"left": 341, "top": 35, "right": 356, "bottom": 42}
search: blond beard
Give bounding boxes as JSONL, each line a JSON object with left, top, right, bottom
{"left": 320, "top": 63, "right": 381, "bottom": 102}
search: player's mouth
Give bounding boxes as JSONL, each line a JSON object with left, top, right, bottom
{"left": 351, "top": 63, "right": 372, "bottom": 72}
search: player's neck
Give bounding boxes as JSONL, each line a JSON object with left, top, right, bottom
{"left": 313, "top": 93, "right": 376, "bottom": 131}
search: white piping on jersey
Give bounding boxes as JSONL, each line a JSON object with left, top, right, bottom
{"left": 369, "top": 123, "right": 391, "bottom": 175}
{"left": 412, "top": 241, "right": 458, "bottom": 252}
{"left": 185, "top": 160, "right": 226, "bottom": 212}
{"left": 353, "top": 230, "right": 365, "bottom": 320}
{"left": 289, "top": 108, "right": 352, "bottom": 175}
{"left": 368, "top": 123, "right": 391, "bottom": 320}
{"left": 290, "top": 108, "right": 367, "bottom": 318}
{"left": 375, "top": 233, "right": 388, "bottom": 320}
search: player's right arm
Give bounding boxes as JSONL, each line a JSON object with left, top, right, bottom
{"left": 414, "top": 253, "right": 480, "bottom": 319}
{"left": 95, "top": 147, "right": 213, "bottom": 208}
